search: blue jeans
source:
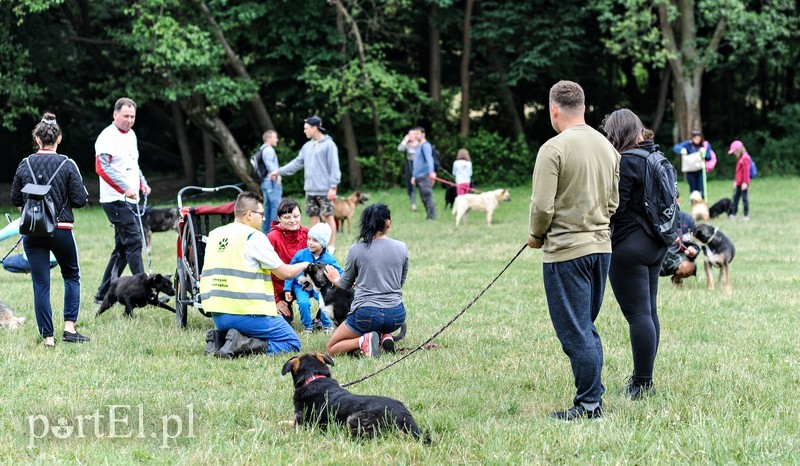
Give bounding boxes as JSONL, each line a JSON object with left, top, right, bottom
{"left": 543, "top": 253, "right": 610, "bottom": 406}
{"left": 212, "top": 313, "right": 301, "bottom": 355}
{"left": 685, "top": 171, "right": 705, "bottom": 198}
{"left": 344, "top": 303, "right": 406, "bottom": 336}
{"left": 294, "top": 287, "right": 331, "bottom": 330}
{"left": 24, "top": 229, "right": 81, "bottom": 338}
{"left": 260, "top": 178, "right": 283, "bottom": 231}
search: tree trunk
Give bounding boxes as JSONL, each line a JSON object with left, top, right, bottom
{"left": 651, "top": 67, "right": 671, "bottom": 136}
{"left": 182, "top": 97, "right": 259, "bottom": 192}
{"left": 191, "top": 0, "right": 275, "bottom": 131}
{"left": 341, "top": 112, "right": 362, "bottom": 189}
{"left": 171, "top": 102, "right": 197, "bottom": 185}
{"left": 658, "top": 0, "right": 726, "bottom": 140}
{"left": 428, "top": 3, "right": 442, "bottom": 104}
{"left": 459, "top": 0, "right": 474, "bottom": 138}
{"left": 335, "top": 9, "right": 362, "bottom": 190}
{"left": 332, "top": 0, "right": 380, "bottom": 182}
{"left": 202, "top": 131, "right": 216, "bottom": 186}
{"left": 485, "top": 42, "right": 525, "bottom": 141}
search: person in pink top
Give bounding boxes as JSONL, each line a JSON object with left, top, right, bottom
{"left": 727, "top": 140, "right": 752, "bottom": 221}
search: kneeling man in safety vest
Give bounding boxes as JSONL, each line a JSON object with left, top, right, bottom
{"left": 201, "top": 192, "right": 309, "bottom": 357}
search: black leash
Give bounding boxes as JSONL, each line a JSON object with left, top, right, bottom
{"left": 341, "top": 243, "right": 528, "bottom": 388}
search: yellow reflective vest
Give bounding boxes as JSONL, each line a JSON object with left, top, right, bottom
{"left": 199, "top": 222, "right": 277, "bottom": 316}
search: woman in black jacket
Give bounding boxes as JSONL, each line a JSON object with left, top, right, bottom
{"left": 11, "top": 112, "right": 89, "bottom": 347}
{"left": 602, "top": 109, "right": 668, "bottom": 399}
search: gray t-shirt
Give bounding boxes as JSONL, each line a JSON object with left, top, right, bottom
{"left": 339, "top": 237, "right": 409, "bottom": 310}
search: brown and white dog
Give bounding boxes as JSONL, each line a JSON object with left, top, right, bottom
{"left": 0, "top": 302, "right": 25, "bottom": 329}
{"left": 334, "top": 191, "right": 369, "bottom": 233}
{"left": 690, "top": 190, "right": 710, "bottom": 222}
{"left": 452, "top": 188, "right": 511, "bottom": 226}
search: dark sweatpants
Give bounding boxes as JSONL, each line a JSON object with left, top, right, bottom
{"left": 543, "top": 253, "right": 611, "bottom": 406}
{"left": 96, "top": 201, "right": 144, "bottom": 300}
{"left": 609, "top": 228, "right": 668, "bottom": 384}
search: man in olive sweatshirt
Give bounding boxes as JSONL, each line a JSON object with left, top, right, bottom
{"left": 527, "top": 80, "right": 620, "bottom": 421}
{"left": 270, "top": 116, "right": 341, "bottom": 252}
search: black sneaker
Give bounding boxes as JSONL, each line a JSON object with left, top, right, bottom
{"left": 624, "top": 377, "right": 655, "bottom": 400}
{"left": 380, "top": 333, "right": 395, "bottom": 353}
{"left": 549, "top": 404, "right": 602, "bottom": 421}
{"left": 62, "top": 330, "right": 91, "bottom": 343}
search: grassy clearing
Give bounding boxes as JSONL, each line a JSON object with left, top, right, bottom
{"left": 1, "top": 177, "right": 799, "bottom": 464}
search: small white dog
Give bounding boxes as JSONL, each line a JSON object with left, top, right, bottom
{"left": 452, "top": 188, "right": 511, "bottom": 226}
{"left": 0, "top": 302, "right": 25, "bottom": 329}
{"left": 690, "top": 190, "right": 710, "bottom": 221}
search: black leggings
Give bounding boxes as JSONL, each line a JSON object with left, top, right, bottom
{"left": 609, "top": 228, "right": 667, "bottom": 382}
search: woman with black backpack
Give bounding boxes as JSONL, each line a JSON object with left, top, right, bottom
{"left": 602, "top": 109, "right": 670, "bottom": 400}
{"left": 10, "top": 112, "right": 89, "bottom": 347}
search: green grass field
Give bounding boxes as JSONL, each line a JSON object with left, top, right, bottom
{"left": 1, "top": 177, "right": 799, "bottom": 464}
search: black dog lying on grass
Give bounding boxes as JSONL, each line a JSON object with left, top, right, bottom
{"left": 282, "top": 353, "right": 429, "bottom": 444}
{"left": 97, "top": 273, "right": 176, "bottom": 318}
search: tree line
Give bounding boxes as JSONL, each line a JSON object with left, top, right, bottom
{"left": 1, "top": 0, "right": 799, "bottom": 195}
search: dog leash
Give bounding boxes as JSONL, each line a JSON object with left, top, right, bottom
{"left": 134, "top": 193, "right": 152, "bottom": 274}
{"left": 341, "top": 243, "right": 528, "bottom": 388}
{"left": 433, "top": 176, "right": 483, "bottom": 194}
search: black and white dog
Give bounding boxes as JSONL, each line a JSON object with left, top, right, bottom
{"left": 97, "top": 273, "right": 176, "bottom": 318}
{"left": 282, "top": 353, "right": 429, "bottom": 443}
{"left": 296, "top": 263, "right": 406, "bottom": 341}
{"left": 691, "top": 223, "right": 736, "bottom": 291}
{"left": 296, "top": 263, "right": 355, "bottom": 327}
{"left": 140, "top": 207, "right": 181, "bottom": 251}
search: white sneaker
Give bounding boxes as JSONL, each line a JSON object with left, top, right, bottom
{"left": 742, "top": 216, "right": 750, "bottom": 222}
{"left": 328, "top": 245, "right": 335, "bottom": 255}
{"left": 728, "top": 214, "right": 736, "bottom": 221}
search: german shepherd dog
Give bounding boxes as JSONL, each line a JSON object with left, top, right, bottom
{"left": 691, "top": 223, "right": 736, "bottom": 291}
{"left": 296, "top": 263, "right": 407, "bottom": 342}
{"left": 282, "top": 353, "right": 429, "bottom": 443}
{"left": 97, "top": 273, "right": 176, "bottom": 318}
{"left": 140, "top": 207, "right": 181, "bottom": 251}
{"left": 334, "top": 191, "right": 369, "bottom": 233}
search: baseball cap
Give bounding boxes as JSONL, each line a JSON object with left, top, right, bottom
{"left": 304, "top": 116, "right": 326, "bottom": 132}
{"left": 728, "top": 140, "right": 743, "bottom": 154}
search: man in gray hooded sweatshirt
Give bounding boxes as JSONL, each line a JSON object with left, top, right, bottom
{"left": 269, "top": 115, "right": 341, "bottom": 252}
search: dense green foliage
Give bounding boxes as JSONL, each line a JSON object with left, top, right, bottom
{"left": 1, "top": 0, "right": 799, "bottom": 192}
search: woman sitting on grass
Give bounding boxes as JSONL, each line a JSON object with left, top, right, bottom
{"left": 323, "top": 203, "right": 409, "bottom": 358}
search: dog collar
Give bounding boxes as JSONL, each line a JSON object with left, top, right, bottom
{"left": 701, "top": 227, "right": 719, "bottom": 246}
{"left": 303, "top": 374, "right": 327, "bottom": 386}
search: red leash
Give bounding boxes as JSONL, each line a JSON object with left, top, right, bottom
{"left": 433, "top": 176, "right": 482, "bottom": 194}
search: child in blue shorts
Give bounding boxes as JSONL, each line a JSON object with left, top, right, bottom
{"left": 284, "top": 222, "right": 342, "bottom": 334}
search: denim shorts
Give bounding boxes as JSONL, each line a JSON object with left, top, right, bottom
{"left": 344, "top": 303, "right": 406, "bottom": 336}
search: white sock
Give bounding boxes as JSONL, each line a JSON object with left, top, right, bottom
{"left": 580, "top": 402, "right": 600, "bottom": 411}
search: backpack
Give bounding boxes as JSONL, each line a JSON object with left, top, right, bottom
{"left": 626, "top": 148, "right": 679, "bottom": 246}
{"left": 249, "top": 147, "right": 268, "bottom": 181}
{"left": 431, "top": 145, "right": 443, "bottom": 173}
{"left": 19, "top": 156, "right": 69, "bottom": 237}
{"left": 749, "top": 158, "right": 757, "bottom": 179}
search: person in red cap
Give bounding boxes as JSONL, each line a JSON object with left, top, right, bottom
{"left": 727, "top": 140, "right": 752, "bottom": 221}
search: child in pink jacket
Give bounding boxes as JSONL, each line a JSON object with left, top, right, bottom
{"left": 727, "top": 140, "right": 752, "bottom": 221}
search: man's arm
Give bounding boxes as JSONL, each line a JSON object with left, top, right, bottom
{"left": 528, "top": 145, "right": 559, "bottom": 246}
{"left": 422, "top": 142, "right": 435, "bottom": 177}
{"left": 271, "top": 262, "right": 309, "bottom": 281}
{"left": 327, "top": 142, "right": 341, "bottom": 201}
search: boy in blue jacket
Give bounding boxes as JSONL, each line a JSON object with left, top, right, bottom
{"left": 285, "top": 222, "right": 342, "bottom": 334}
